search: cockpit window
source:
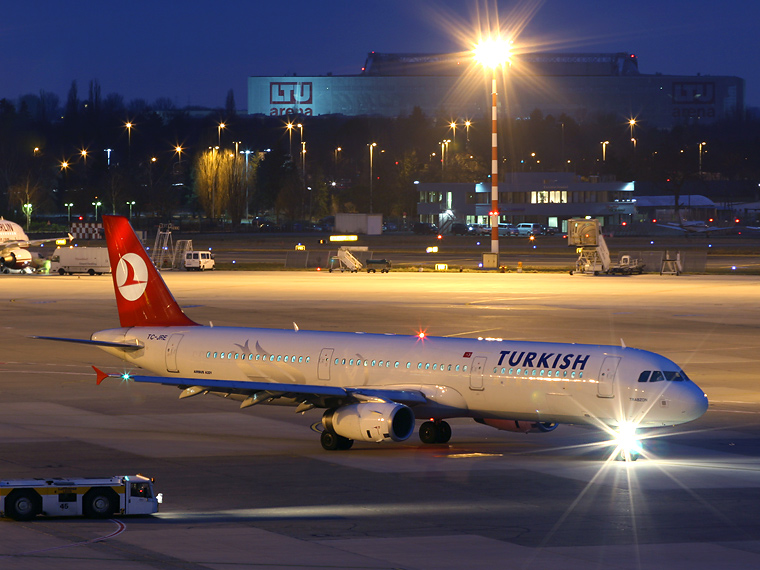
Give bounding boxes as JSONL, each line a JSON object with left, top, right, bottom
{"left": 638, "top": 371, "right": 650, "bottom": 383}
{"left": 664, "top": 371, "right": 687, "bottom": 382}
{"left": 649, "top": 371, "right": 664, "bottom": 382}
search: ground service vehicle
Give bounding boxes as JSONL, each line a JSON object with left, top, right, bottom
{"left": 50, "top": 246, "right": 111, "bottom": 275}
{"left": 184, "top": 251, "right": 215, "bottom": 271}
{"left": 0, "top": 474, "right": 161, "bottom": 521}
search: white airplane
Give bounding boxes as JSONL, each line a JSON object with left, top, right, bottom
{"left": 0, "top": 217, "right": 71, "bottom": 273}
{"left": 38, "top": 216, "right": 708, "bottom": 457}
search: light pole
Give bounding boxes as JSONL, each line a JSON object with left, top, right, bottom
{"left": 474, "top": 36, "right": 511, "bottom": 256}
{"left": 699, "top": 141, "right": 707, "bottom": 176}
{"left": 22, "top": 203, "right": 32, "bottom": 231}
{"left": 218, "top": 122, "right": 226, "bottom": 147}
{"left": 92, "top": 200, "right": 102, "bottom": 221}
{"left": 464, "top": 120, "right": 471, "bottom": 152}
{"left": 125, "top": 121, "right": 133, "bottom": 163}
{"left": 104, "top": 148, "right": 112, "bottom": 167}
{"left": 64, "top": 202, "right": 74, "bottom": 225}
{"left": 127, "top": 200, "right": 135, "bottom": 219}
{"left": 174, "top": 145, "right": 183, "bottom": 164}
{"left": 628, "top": 119, "right": 636, "bottom": 150}
{"left": 241, "top": 149, "right": 253, "bottom": 220}
{"left": 368, "top": 142, "right": 377, "bottom": 214}
{"left": 601, "top": 141, "right": 609, "bottom": 162}
{"left": 286, "top": 121, "right": 295, "bottom": 157}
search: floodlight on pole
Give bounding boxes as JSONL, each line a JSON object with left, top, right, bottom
{"left": 474, "top": 35, "right": 512, "bottom": 257}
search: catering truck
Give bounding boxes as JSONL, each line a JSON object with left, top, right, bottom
{"left": 50, "top": 246, "right": 111, "bottom": 275}
{"left": 0, "top": 474, "right": 161, "bottom": 520}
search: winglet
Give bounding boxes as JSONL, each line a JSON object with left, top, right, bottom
{"left": 93, "top": 366, "right": 110, "bottom": 385}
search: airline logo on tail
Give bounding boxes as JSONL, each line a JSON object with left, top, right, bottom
{"left": 115, "top": 253, "right": 148, "bottom": 301}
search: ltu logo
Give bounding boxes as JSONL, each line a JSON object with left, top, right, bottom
{"left": 116, "top": 253, "right": 148, "bottom": 301}
{"left": 673, "top": 82, "right": 715, "bottom": 104}
{"left": 270, "top": 82, "right": 313, "bottom": 105}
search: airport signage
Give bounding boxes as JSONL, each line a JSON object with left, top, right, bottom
{"left": 671, "top": 81, "right": 716, "bottom": 120}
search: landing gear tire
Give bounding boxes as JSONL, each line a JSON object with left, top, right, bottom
{"left": 320, "top": 430, "right": 353, "bottom": 451}
{"left": 419, "top": 420, "right": 451, "bottom": 444}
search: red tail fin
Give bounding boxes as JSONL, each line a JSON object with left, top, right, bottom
{"left": 103, "top": 215, "right": 199, "bottom": 328}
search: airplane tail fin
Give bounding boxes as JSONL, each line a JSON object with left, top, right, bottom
{"left": 103, "top": 215, "right": 199, "bottom": 328}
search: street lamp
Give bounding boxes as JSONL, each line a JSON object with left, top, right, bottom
{"left": 368, "top": 142, "right": 377, "bottom": 214}
{"left": 240, "top": 149, "right": 253, "bottom": 220}
{"left": 174, "top": 145, "right": 184, "bottom": 164}
{"left": 104, "top": 148, "right": 113, "bottom": 167}
{"left": 22, "top": 203, "right": 32, "bottom": 231}
{"left": 464, "top": 120, "right": 472, "bottom": 151}
{"left": 628, "top": 119, "right": 636, "bottom": 146}
{"left": 92, "top": 200, "right": 102, "bottom": 221}
{"left": 64, "top": 202, "right": 74, "bottom": 225}
{"left": 218, "top": 122, "right": 226, "bottom": 147}
{"left": 699, "top": 141, "right": 707, "bottom": 176}
{"left": 474, "top": 35, "right": 511, "bottom": 256}
{"left": 127, "top": 201, "right": 136, "bottom": 219}
{"left": 601, "top": 141, "right": 609, "bottom": 162}
{"left": 285, "top": 121, "right": 295, "bottom": 157}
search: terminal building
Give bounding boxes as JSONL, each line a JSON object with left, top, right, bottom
{"left": 248, "top": 52, "right": 745, "bottom": 128}
{"left": 415, "top": 173, "right": 637, "bottom": 232}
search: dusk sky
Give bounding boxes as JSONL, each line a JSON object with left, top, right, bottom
{"left": 3, "top": 0, "right": 758, "bottom": 110}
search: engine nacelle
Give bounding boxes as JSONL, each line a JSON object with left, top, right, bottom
{"left": 323, "top": 402, "right": 415, "bottom": 443}
{"left": 476, "top": 418, "right": 559, "bottom": 434}
{"left": 1, "top": 248, "right": 32, "bottom": 269}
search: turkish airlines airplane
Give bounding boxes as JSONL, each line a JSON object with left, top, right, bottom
{"left": 0, "top": 217, "right": 71, "bottom": 272}
{"left": 39, "top": 216, "right": 708, "bottom": 457}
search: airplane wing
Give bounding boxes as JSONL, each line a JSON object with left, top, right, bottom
{"left": 93, "top": 367, "right": 428, "bottom": 408}
{"left": 0, "top": 234, "right": 73, "bottom": 254}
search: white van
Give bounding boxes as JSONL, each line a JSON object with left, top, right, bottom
{"left": 50, "top": 247, "right": 111, "bottom": 275}
{"left": 516, "top": 223, "right": 543, "bottom": 236}
{"left": 184, "top": 251, "right": 215, "bottom": 271}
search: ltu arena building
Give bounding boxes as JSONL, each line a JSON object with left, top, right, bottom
{"left": 247, "top": 52, "right": 744, "bottom": 128}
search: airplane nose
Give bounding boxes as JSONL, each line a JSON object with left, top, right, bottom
{"left": 685, "top": 383, "right": 709, "bottom": 422}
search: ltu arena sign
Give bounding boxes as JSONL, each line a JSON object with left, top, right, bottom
{"left": 270, "top": 82, "right": 313, "bottom": 116}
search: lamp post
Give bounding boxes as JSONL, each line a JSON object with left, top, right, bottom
{"left": 22, "top": 203, "right": 32, "bottom": 231}
{"left": 218, "top": 122, "right": 226, "bottom": 147}
{"left": 125, "top": 121, "right": 133, "bottom": 164}
{"left": 127, "top": 200, "right": 136, "bottom": 219}
{"left": 601, "top": 141, "right": 609, "bottom": 162}
{"left": 92, "top": 200, "right": 102, "bottom": 222}
{"left": 699, "top": 141, "right": 707, "bottom": 176}
{"left": 368, "top": 142, "right": 377, "bottom": 214}
{"left": 64, "top": 202, "right": 74, "bottom": 225}
{"left": 103, "top": 148, "right": 112, "bottom": 167}
{"left": 628, "top": 119, "right": 636, "bottom": 151}
{"left": 286, "top": 121, "right": 295, "bottom": 157}
{"left": 464, "top": 120, "right": 472, "bottom": 152}
{"left": 474, "top": 36, "right": 511, "bottom": 256}
{"left": 174, "top": 145, "right": 183, "bottom": 164}
{"left": 241, "top": 149, "right": 253, "bottom": 220}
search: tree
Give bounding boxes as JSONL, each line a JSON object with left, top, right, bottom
{"left": 225, "top": 89, "right": 236, "bottom": 117}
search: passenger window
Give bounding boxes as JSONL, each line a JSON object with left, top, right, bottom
{"left": 425, "top": 363, "right": 430, "bottom": 370}
{"left": 221, "top": 353, "right": 225, "bottom": 359}
{"left": 417, "top": 363, "right": 422, "bottom": 369}
{"left": 249, "top": 354, "right": 253, "bottom": 360}
{"left": 349, "top": 359, "right": 354, "bottom": 365}
{"left": 463, "top": 366, "right": 468, "bottom": 372}
{"left": 516, "top": 368, "right": 521, "bottom": 375}
{"left": 213, "top": 352, "right": 218, "bottom": 358}
{"left": 433, "top": 364, "right": 438, "bottom": 370}
{"left": 206, "top": 351, "right": 210, "bottom": 358}
{"left": 306, "top": 357, "right": 310, "bottom": 363}
{"left": 447, "top": 365, "right": 452, "bottom": 371}
{"left": 269, "top": 355, "right": 275, "bottom": 362}
{"left": 455, "top": 365, "right": 460, "bottom": 372}
{"left": 493, "top": 367, "right": 498, "bottom": 373}
{"left": 235, "top": 353, "right": 239, "bottom": 360}
{"left": 406, "top": 362, "right": 410, "bottom": 369}
{"left": 227, "top": 352, "right": 232, "bottom": 359}
{"left": 372, "top": 360, "right": 376, "bottom": 367}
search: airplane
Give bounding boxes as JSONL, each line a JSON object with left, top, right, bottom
{"left": 37, "top": 215, "right": 708, "bottom": 458}
{"left": 0, "top": 217, "right": 72, "bottom": 273}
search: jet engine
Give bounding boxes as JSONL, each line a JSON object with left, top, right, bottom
{"left": 476, "top": 418, "right": 558, "bottom": 434}
{"left": 322, "top": 402, "right": 415, "bottom": 443}
{"left": 1, "top": 248, "right": 32, "bottom": 270}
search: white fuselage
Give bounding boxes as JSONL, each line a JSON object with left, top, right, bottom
{"left": 93, "top": 325, "right": 708, "bottom": 429}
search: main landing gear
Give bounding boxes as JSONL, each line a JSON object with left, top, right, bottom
{"left": 419, "top": 420, "right": 452, "bottom": 444}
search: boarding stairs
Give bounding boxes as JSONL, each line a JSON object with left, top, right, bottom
{"left": 336, "top": 247, "right": 363, "bottom": 272}
{"left": 568, "top": 218, "right": 611, "bottom": 275}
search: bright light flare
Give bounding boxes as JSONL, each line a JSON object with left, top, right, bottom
{"left": 473, "top": 36, "right": 512, "bottom": 68}
{"left": 612, "top": 422, "right": 643, "bottom": 461}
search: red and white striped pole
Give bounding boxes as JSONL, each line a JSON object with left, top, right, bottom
{"left": 490, "top": 75, "right": 499, "bottom": 256}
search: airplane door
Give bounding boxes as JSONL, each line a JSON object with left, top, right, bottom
{"left": 598, "top": 356, "right": 620, "bottom": 398}
{"left": 165, "top": 334, "right": 183, "bottom": 373}
{"left": 469, "top": 356, "right": 486, "bottom": 391}
{"left": 318, "top": 348, "right": 334, "bottom": 381}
